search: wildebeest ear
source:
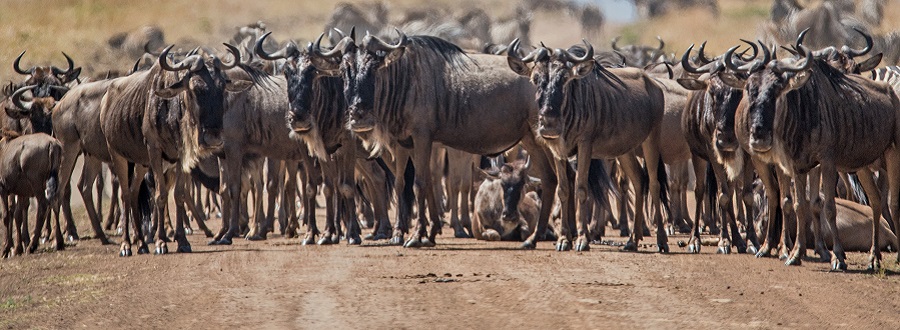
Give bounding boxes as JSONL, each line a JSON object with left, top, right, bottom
{"left": 225, "top": 79, "right": 253, "bottom": 93}
{"left": 382, "top": 48, "right": 405, "bottom": 67}
{"left": 857, "top": 53, "right": 883, "bottom": 73}
{"left": 786, "top": 71, "right": 810, "bottom": 93}
{"left": 676, "top": 78, "right": 707, "bottom": 91}
{"left": 155, "top": 79, "right": 187, "bottom": 99}
{"left": 718, "top": 73, "right": 746, "bottom": 90}
{"left": 507, "top": 57, "right": 532, "bottom": 77}
{"left": 571, "top": 61, "right": 594, "bottom": 79}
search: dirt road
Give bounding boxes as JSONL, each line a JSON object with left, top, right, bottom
{"left": 2, "top": 217, "right": 900, "bottom": 329}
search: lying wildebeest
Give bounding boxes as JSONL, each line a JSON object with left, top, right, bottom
{"left": 0, "top": 130, "right": 61, "bottom": 257}
{"left": 508, "top": 40, "right": 664, "bottom": 252}
{"left": 726, "top": 35, "right": 900, "bottom": 270}
{"left": 314, "top": 30, "right": 560, "bottom": 249}
{"left": 100, "top": 44, "right": 252, "bottom": 255}
{"left": 472, "top": 158, "right": 541, "bottom": 241}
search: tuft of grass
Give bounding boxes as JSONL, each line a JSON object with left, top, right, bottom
{"left": 0, "top": 296, "right": 33, "bottom": 311}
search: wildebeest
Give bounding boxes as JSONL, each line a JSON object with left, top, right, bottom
{"left": 611, "top": 36, "right": 667, "bottom": 67}
{"left": 472, "top": 158, "right": 541, "bottom": 241}
{"left": 676, "top": 43, "right": 764, "bottom": 254}
{"left": 0, "top": 130, "right": 61, "bottom": 257}
{"left": 725, "top": 37, "right": 900, "bottom": 270}
{"left": 100, "top": 44, "right": 252, "bottom": 255}
{"left": 314, "top": 30, "right": 560, "bottom": 250}
{"left": 508, "top": 40, "right": 666, "bottom": 252}
{"left": 107, "top": 25, "right": 166, "bottom": 58}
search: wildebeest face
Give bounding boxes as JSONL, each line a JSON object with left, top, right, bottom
{"left": 743, "top": 65, "right": 809, "bottom": 153}
{"left": 482, "top": 159, "right": 532, "bottom": 222}
{"left": 346, "top": 33, "right": 407, "bottom": 133}
{"left": 536, "top": 54, "right": 594, "bottom": 140}
{"left": 284, "top": 57, "right": 318, "bottom": 133}
{"left": 6, "top": 84, "right": 61, "bottom": 134}
{"left": 157, "top": 56, "right": 252, "bottom": 150}
{"left": 13, "top": 51, "right": 81, "bottom": 100}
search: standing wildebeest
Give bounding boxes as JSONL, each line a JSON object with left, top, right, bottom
{"left": 472, "top": 158, "right": 541, "bottom": 241}
{"left": 0, "top": 130, "right": 61, "bottom": 257}
{"left": 205, "top": 46, "right": 316, "bottom": 246}
{"left": 100, "top": 45, "right": 252, "bottom": 255}
{"left": 611, "top": 36, "right": 667, "bottom": 67}
{"left": 725, "top": 39, "right": 900, "bottom": 270}
{"left": 676, "top": 43, "right": 763, "bottom": 254}
{"left": 255, "top": 33, "right": 368, "bottom": 245}
{"left": 315, "top": 31, "right": 560, "bottom": 249}
{"left": 508, "top": 40, "right": 665, "bottom": 252}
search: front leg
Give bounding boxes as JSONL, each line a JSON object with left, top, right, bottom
{"left": 786, "top": 171, "right": 809, "bottom": 266}
{"left": 519, "top": 138, "right": 558, "bottom": 250}
{"left": 406, "top": 137, "right": 441, "bottom": 248}
{"left": 573, "top": 142, "right": 593, "bottom": 252}
{"left": 753, "top": 161, "right": 780, "bottom": 258}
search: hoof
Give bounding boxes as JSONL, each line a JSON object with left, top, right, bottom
{"left": 389, "top": 235, "right": 404, "bottom": 246}
{"left": 866, "top": 259, "right": 881, "bottom": 272}
{"left": 116, "top": 228, "right": 123, "bottom": 235}
{"left": 347, "top": 235, "right": 362, "bottom": 245}
{"left": 119, "top": 249, "right": 132, "bottom": 257}
{"left": 687, "top": 243, "right": 700, "bottom": 254}
{"left": 364, "top": 233, "right": 376, "bottom": 240}
{"left": 138, "top": 245, "right": 150, "bottom": 254}
{"left": 246, "top": 235, "right": 266, "bottom": 241}
{"left": 154, "top": 246, "right": 169, "bottom": 255}
{"left": 521, "top": 240, "right": 536, "bottom": 250}
{"left": 831, "top": 259, "right": 848, "bottom": 271}
{"left": 317, "top": 236, "right": 333, "bottom": 245}
{"left": 301, "top": 235, "right": 316, "bottom": 245}
{"left": 556, "top": 239, "right": 571, "bottom": 252}
{"left": 716, "top": 246, "right": 731, "bottom": 255}
{"left": 657, "top": 243, "right": 670, "bottom": 254}
{"left": 67, "top": 235, "right": 76, "bottom": 242}
{"left": 574, "top": 240, "right": 590, "bottom": 252}
{"left": 372, "top": 233, "right": 390, "bottom": 240}
{"left": 454, "top": 230, "right": 471, "bottom": 239}
{"left": 184, "top": 228, "right": 194, "bottom": 235}
{"left": 330, "top": 235, "right": 341, "bottom": 245}
{"left": 736, "top": 245, "right": 748, "bottom": 254}
{"left": 785, "top": 256, "right": 802, "bottom": 266}
{"left": 421, "top": 238, "right": 436, "bottom": 247}
{"left": 622, "top": 241, "right": 638, "bottom": 252}
{"left": 755, "top": 246, "right": 772, "bottom": 258}
{"left": 176, "top": 245, "right": 192, "bottom": 253}
{"left": 40, "top": 237, "right": 47, "bottom": 245}
{"left": 403, "top": 237, "right": 423, "bottom": 248}
{"left": 208, "top": 238, "right": 232, "bottom": 246}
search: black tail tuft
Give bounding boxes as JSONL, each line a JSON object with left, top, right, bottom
{"left": 375, "top": 156, "right": 396, "bottom": 198}
{"left": 587, "top": 159, "right": 616, "bottom": 211}
{"left": 45, "top": 170, "right": 59, "bottom": 202}
{"left": 190, "top": 166, "right": 220, "bottom": 191}
{"left": 656, "top": 156, "right": 671, "bottom": 220}
{"left": 705, "top": 162, "right": 717, "bottom": 225}
{"left": 847, "top": 173, "right": 869, "bottom": 206}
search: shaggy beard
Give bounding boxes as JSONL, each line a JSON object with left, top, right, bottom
{"left": 290, "top": 127, "right": 329, "bottom": 161}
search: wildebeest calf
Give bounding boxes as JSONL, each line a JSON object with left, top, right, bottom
{"left": 472, "top": 159, "right": 541, "bottom": 241}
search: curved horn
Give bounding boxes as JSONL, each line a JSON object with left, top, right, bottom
{"left": 681, "top": 44, "right": 708, "bottom": 74}
{"left": 159, "top": 45, "right": 199, "bottom": 72}
{"left": 611, "top": 36, "right": 622, "bottom": 51}
{"left": 730, "top": 41, "right": 771, "bottom": 72}
{"left": 131, "top": 57, "right": 142, "bottom": 74}
{"left": 50, "top": 52, "right": 75, "bottom": 76}
{"left": 796, "top": 27, "right": 810, "bottom": 48}
{"left": 843, "top": 27, "right": 873, "bottom": 58}
{"left": 776, "top": 44, "right": 813, "bottom": 73}
{"left": 315, "top": 32, "right": 351, "bottom": 58}
{"left": 612, "top": 50, "right": 626, "bottom": 66}
{"left": 13, "top": 51, "right": 33, "bottom": 75}
{"left": 366, "top": 29, "right": 409, "bottom": 52}
{"left": 11, "top": 85, "right": 35, "bottom": 111}
{"left": 723, "top": 45, "right": 744, "bottom": 72}
{"left": 655, "top": 36, "right": 665, "bottom": 51}
{"left": 739, "top": 39, "right": 759, "bottom": 61}
{"left": 220, "top": 43, "right": 241, "bottom": 69}
{"left": 663, "top": 62, "right": 674, "bottom": 79}
{"left": 524, "top": 155, "right": 532, "bottom": 171}
{"left": 255, "top": 32, "right": 298, "bottom": 60}
{"left": 333, "top": 28, "right": 346, "bottom": 39}
{"left": 697, "top": 41, "right": 714, "bottom": 64}
{"left": 568, "top": 39, "right": 594, "bottom": 63}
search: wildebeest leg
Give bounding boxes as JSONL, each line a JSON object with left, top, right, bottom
{"left": 711, "top": 164, "right": 744, "bottom": 254}
{"left": 151, "top": 166, "right": 175, "bottom": 255}
{"left": 573, "top": 143, "right": 594, "bottom": 252}
{"left": 262, "top": 159, "right": 283, "bottom": 238}
{"left": 552, "top": 157, "right": 575, "bottom": 252}
{"left": 853, "top": 168, "right": 881, "bottom": 271}
{"left": 105, "top": 175, "right": 121, "bottom": 232}
{"left": 406, "top": 140, "right": 441, "bottom": 248}
{"left": 171, "top": 171, "right": 192, "bottom": 253}
{"left": 181, "top": 177, "right": 213, "bottom": 237}
{"left": 111, "top": 158, "right": 148, "bottom": 256}
{"left": 44, "top": 198, "right": 64, "bottom": 251}
{"left": 318, "top": 172, "right": 337, "bottom": 245}
{"left": 301, "top": 164, "right": 320, "bottom": 245}
{"left": 338, "top": 152, "right": 361, "bottom": 245}
{"left": 390, "top": 151, "right": 412, "bottom": 246}
{"left": 519, "top": 139, "right": 557, "bottom": 250}
{"left": 357, "top": 160, "right": 391, "bottom": 240}
{"left": 282, "top": 162, "right": 299, "bottom": 237}
{"left": 13, "top": 200, "right": 27, "bottom": 256}
{"left": 687, "top": 156, "right": 706, "bottom": 253}
{"left": 620, "top": 155, "right": 646, "bottom": 251}
{"left": 806, "top": 166, "right": 829, "bottom": 261}
{"left": 777, "top": 170, "right": 795, "bottom": 259}
{"left": 76, "top": 157, "right": 111, "bottom": 244}
{"left": 785, "top": 171, "right": 810, "bottom": 266}
{"left": 740, "top": 162, "right": 760, "bottom": 254}
{"left": 212, "top": 153, "right": 242, "bottom": 245}
{"left": 753, "top": 160, "right": 781, "bottom": 258}
{"left": 2, "top": 196, "right": 12, "bottom": 258}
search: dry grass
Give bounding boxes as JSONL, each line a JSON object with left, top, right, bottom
{"left": 2, "top": 0, "right": 900, "bottom": 80}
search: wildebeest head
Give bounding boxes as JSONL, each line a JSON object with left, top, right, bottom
{"left": 611, "top": 36, "right": 666, "bottom": 67}
{"left": 480, "top": 157, "right": 535, "bottom": 223}
{"left": 155, "top": 44, "right": 253, "bottom": 151}
{"left": 791, "top": 27, "right": 882, "bottom": 75}
{"left": 508, "top": 39, "right": 594, "bottom": 140}
{"left": 677, "top": 41, "right": 757, "bottom": 154}
{"left": 344, "top": 29, "right": 410, "bottom": 133}
{"left": 6, "top": 84, "right": 63, "bottom": 134}
{"left": 723, "top": 42, "right": 813, "bottom": 153}
{"left": 13, "top": 51, "right": 81, "bottom": 99}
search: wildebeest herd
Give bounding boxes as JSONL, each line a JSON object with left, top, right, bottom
{"left": 3, "top": 0, "right": 900, "bottom": 274}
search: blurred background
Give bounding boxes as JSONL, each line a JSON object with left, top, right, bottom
{"left": 1, "top": 0, "right": 898, "bottom": 79}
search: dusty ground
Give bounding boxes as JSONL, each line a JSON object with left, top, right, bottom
{"left": 2, "top": 204, "right": 900, "bottom": 329}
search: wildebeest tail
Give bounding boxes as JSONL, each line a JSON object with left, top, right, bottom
{"left": 705, "top": 162, "right": 717, "bottom": 223}
{"left": 375, "top": 156, "right": 395, "bottom": 198}
{"left": 44, "top": 143, "right": 61, "bottom": 202}
{"left": 139, "top": 172, "right": 154, "bottom": 223}
{"left": 190, "top": 166, "right": 220, "bottom": 192}
{"left": 587, "top": 159, "right": 616, "bottom": 211}
{"left": 656, "top": 156, "right": 671, "bottom": 219}
{"left": 399, "top": 160, "right": 415, "bottom": 224}
{"left": 846, "top": 173, "right": 869, "bottom": 206}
